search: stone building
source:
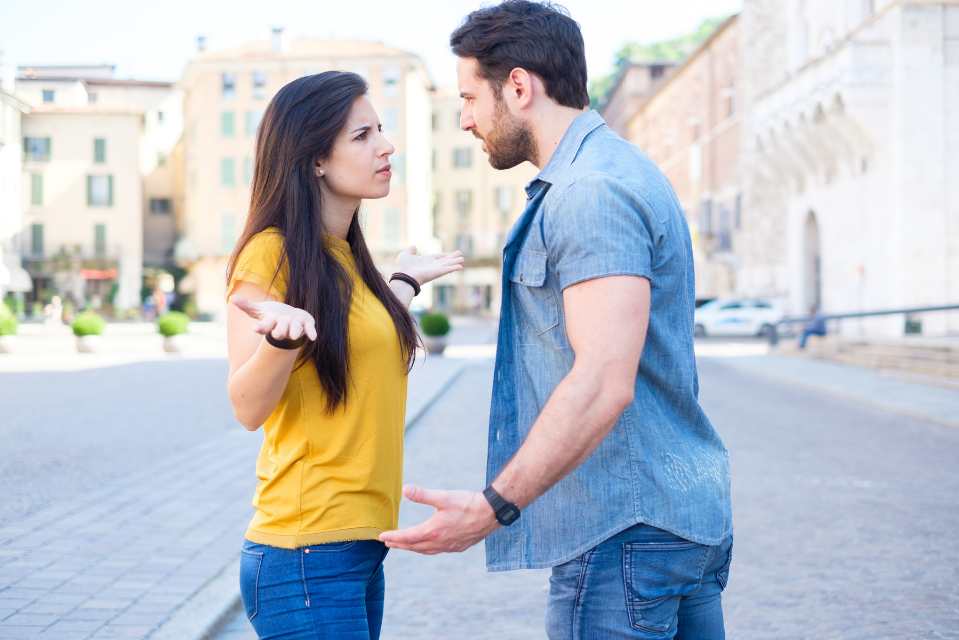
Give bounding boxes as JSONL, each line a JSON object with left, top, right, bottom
{"left": 0, "top": 64, "right": 31, "bottom": 299}
{"left": 600, "top": 62, "right": 675, "bottom": 138}
{"left": 176, "top": 32, "right": 435, "bottom": 317}
{"left": 15, "top": 65, "right": 180, "bottom": 311}
{"left": 739, "top": 0, "right": 959, "bottom": 336}
{"left": 429, "top": 85, "right": 538, "bottom": 312}
{"left": 624, "top": 16, "right": 740, "bottom": 299}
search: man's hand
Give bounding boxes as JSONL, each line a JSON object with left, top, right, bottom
{"left": 379, "top": 485, "right": 501, "bottom": 554}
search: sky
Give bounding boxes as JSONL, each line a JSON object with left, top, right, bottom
{"left": 0, "top": 0, "right": 743, "bottom": 88}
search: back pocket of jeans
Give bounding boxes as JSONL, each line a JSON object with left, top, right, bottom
{"left": 623, "top": 540, "right": 706, "bottom": 635}
{"left": 240, "top": 549, "right": 263, "bottom": 622}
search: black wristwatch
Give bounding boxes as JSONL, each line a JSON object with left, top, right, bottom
{"left": 483, "top": 486, "right": 521, "bottom": 526}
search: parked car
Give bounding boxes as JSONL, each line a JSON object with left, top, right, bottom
{"left": 694, "top": 298, "right": 785, "bottom": 337}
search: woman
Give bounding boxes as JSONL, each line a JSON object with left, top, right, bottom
{"left": 225, "top": 71, "right": 463, "bottom": 639}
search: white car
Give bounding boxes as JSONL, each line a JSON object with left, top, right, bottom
{"left": 694, "top": 299, "right": 784, "bottom": 337}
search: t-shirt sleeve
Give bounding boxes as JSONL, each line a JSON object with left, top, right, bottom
{"left": 227, "top": 231, "right": 288, "bottom": 302}
{"left": 545, "top": 174, "right": 655, "bottom": 291}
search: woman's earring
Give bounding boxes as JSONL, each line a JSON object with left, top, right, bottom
{"left": 316, "top": 168, "right": 324, "bottom": 177}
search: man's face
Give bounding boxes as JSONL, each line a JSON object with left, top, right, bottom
{"left": 456, "top": 57, "right": 535, "bottom": 170}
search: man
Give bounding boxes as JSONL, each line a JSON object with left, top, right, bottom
{"left": 380, "top": 2, "right": 733, "bottom": 637}
{"left": 799, "top": 307, "right": 827, "bottom": 349}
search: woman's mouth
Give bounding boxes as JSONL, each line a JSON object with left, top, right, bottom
{"left": 377, "top": 164, "right": 392, "bottom": 177}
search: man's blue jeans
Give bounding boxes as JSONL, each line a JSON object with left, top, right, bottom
{"left": 545, "top": 524, "right": 733, "bottom": 639}
{"left": 799, "top": 327, "right": 826, "bottom": 349}
{"left": 240, "top": 539, "right": 389, "bottom": 640}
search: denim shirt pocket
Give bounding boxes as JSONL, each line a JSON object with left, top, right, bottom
{"left": 509, "top": 250, "right": 559, "bottom": 340}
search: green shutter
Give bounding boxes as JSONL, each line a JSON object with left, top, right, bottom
{"left": 221, "top": 112, "right": 235, "bottom": 137}
{"left": 221, "top": 158, "right": 235, "bottom": 186}
{"left": 31, "top": 174, "right": 43, "bottom": 206}
{"left": 108, "top": 176, "right": 113, "bottom": 206}
{"left": 94, "top": 224, "right": 106, "bottom": 255}
{"left": 31, "top": 224, "right": 43, "bottom": 256}
{"left": 87, "top": 176, "right": 92, "bottom": 205}
{"left": 94, "top": 138, "right": 106, "bottom": 163}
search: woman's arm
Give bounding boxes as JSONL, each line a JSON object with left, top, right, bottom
{"left": 389, "top": 246, "right": 465, "bottom": 309}
{"left": 226, "top": 280, "right": 318, "bottom": 430}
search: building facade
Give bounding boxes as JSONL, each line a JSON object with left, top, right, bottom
{"left": 625, "top": 16, "right": 740, "bottom": 299}
{"left": 600, "top": 62, "right": 675, "bottom": 138}
{"left": 0, "top": 64, "right": 31, "bottom": 299}
{"left": 429, "top": 86, "right": 538, "bottom": 312}
{"left": 176, "top": 33, "right": 435, "bottom": 317}
{"left": 739, "top": 0, "right": 959, "bottom": 335}
{"left": 14, "top": 65, "right": 180, "bottom": 311}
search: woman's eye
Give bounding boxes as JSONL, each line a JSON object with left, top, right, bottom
{"left": 356, "top": 133, "right": 366, "bottom": 140}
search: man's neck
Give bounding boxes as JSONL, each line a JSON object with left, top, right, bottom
{"left": 528, "top": 106, "right": 590, "bottom": 170}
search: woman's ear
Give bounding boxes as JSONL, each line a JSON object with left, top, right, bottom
{"left": 314, "top": 164, "right": 325, "bottom": 178}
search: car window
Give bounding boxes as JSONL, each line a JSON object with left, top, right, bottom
{"left": 720, "top": 302, "right": 742, "bottom": 310}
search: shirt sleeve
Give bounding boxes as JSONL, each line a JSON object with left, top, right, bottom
{"left": 545, "top": 174, "right": 656, "bottom": 291}
{"left": 227, "top": 231, "right": 288, "bottom": 302}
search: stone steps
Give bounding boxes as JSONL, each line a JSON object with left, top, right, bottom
{"left": 777, "top": 337, "right": 959, "bottom": 379}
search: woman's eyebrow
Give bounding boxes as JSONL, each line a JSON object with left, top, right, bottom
{"left": 350, "top": 124, "right": 373, "bottom": 134}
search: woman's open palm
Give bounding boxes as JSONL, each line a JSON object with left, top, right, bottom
{"left": 230, "top": 295, "right": 318, "bottom": 342}
{"left": 396, "top": 247, "right": 465, "bottom": 285}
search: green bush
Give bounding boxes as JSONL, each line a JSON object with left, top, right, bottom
{"left": 420, "top": 312, "right": 451, "bottom": 337}
{"left": 0, "top": 302, "right": 18, "bottom": 336}
{"left": 72, "top": 311, "right": 106, "bottom": 337}
{"left": 157, "top": 311, "right": 190, "bottom": 337}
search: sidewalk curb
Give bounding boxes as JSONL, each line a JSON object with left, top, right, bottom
{"left": 152, "top": 359, "right": 469, "bottom": 640}
{"left": 150, "top": 555, "right": 243, "bottom": 640}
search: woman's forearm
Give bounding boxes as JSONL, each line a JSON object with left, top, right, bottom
{"left": 227, "top": 338, "right": 300, "bottom": 430}
{"left": 389, "top": 280, "right": 416, "bottom": 309}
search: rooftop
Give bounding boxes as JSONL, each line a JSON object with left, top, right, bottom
{"left": 193, "top": 38, "right": 418, "bottom": 63}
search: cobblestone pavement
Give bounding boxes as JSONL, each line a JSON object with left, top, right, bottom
{"left": 0, "top": 355, "right": 461, "bottom": 639}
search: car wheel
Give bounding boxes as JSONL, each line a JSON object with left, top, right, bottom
{"left": 759, "top": 324, "right": 774, "bottom": 338}
{"left": 694, "top": 324, "right": 706, "bottom": 338}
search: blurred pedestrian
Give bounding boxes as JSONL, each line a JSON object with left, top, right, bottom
{"left": 225, "top": 72, "right": 463, "bottom": 640}
{"left": 380, "top": 3, "right": 733, "bottom": 639}
{"left": 799, "top": 307, "right": 827, "bottom": 349}
{"left": 43, "top": 296, "right": 62, "bottom": 329}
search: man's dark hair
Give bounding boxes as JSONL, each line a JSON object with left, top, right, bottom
{"left": 450, "top": 1, "right": 589, "bottom": 109}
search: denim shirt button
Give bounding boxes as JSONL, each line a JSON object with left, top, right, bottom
{"left": 496, "top": 429, "right": 501, "bottom": 441}
{"left": 520, "top": 274, "right": 524, "bottom": 283}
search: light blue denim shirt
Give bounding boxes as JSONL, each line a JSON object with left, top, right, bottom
{"left": 486, "top": 110, "right": 732, "bottom": 572}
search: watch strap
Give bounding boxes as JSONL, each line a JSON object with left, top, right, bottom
{"left": 483, "top": 486, "right": 520, "bottom": 526}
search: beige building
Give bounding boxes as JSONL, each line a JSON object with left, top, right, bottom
{"left": 176, "top": 32, "right": 435, "bottom": 318}
{"left": 624, "top": 16, "right": 740, "bottom": 299}
{"left": 0, "top": 64, "right": 31, "bottom": 298}
{"left": 430, "top": 85, "right": 538, "bottom": 312}
{"left": 600, "top": 62, "right": 675, "bottom": 138}
{"left": 14, "top": 65, "right": 181, "bottom": 311}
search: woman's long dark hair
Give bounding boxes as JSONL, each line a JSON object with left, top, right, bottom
{"left": 227, "top": 71, "right": 419, "bottom": 412}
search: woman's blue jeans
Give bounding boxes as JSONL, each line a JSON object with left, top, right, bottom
{"left": 240, "top": 539, "right": 389, "bottom": 640}
{"left": 545, "top": 524, "right": 733, "bottom": 639}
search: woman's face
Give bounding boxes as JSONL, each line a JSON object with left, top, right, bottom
{"left": 318, "top": 95, "right": 395, "bottom": 202}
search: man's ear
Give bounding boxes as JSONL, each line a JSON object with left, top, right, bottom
{"left": 507, "top": 68, "right": 535, "bottom": 110}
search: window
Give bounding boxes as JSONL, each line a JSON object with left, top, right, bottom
{"left": 221, "top": 213, "right": 236, "bottom": 253}
{"left": 221, "top": 111, "right": 235, "bottom": 137}
{"left": 453, "top": 148, "right": 472, "bottom": 168}
{"left": 157, "top": 111, "right": 164, "bottom": 122}
{"left": 244, "top": 157, "right": 254, "bottom": 185}
{"left": 94, "top": 138, "right": 106, "bottom": 163}
{"left": 149, "top": 198, "right": 172, "bottom": 214}
{"left": 253, "top": 71, "right": 267, "bottom": 99}
{"left": 734, "top": 195, "right": 741, "bottom": 229}
{"left": 700, "top": 200, "right": 712, "bottom": 236}
{"left": 246, "top": 110, "right": 264, "bottom": 136}
{"left": 24, "top": 137, "right": 51, "bottom": 162}
{"left": 716, "top": 205, "right": 732, "bottom": 252}
{"left": 382, "top": 67, "right": 400, "bottom": 97}
{"left": 221, "top": 158, "right": 235, "bottom": 186}
{"left": 87, "top": 176, "right": 113, "bottom": 206}
{"left": 42, "top": 90, "right": 54, "bottom": 103}
{"left": 222, "top": 73, "right": 236, "bottom": 101}
{"left": 30, "top": 224, "right": 44, "bottom": 256}
{"left": 495, "top": 187, "right": 513, "bottom": 220}
{"left": 157, "top": 151, "right": 166, "bottom": 166}
{"left": 94, "top": 224, "right": 107, "bottom": 256}
{"left": 390, "top": 153, "right": 405, "bottom": 185}
{"left": 382, "top": 106, "right": 398, "bottom": 134}
{"left": 30, "top": 174, "right": 43, "bottom": 206}
{"left": 88, "top": 92, "right": 98, "bottom": 103}
{"left": 384, "top": 209, "right": 400, "bottom": 251}
{"left": 455, "top": 234, "right": 473, "bottom": 256}
{"left": 456, "top": 190, "right": 472, "bottom": 222}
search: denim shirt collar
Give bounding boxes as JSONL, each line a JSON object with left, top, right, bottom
{"left": 525, "top": 109, "right": 606, "bottom": 197}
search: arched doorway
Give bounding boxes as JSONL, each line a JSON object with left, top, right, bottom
{"left": 804, "top": 211, "right": 821, "bottom": 311}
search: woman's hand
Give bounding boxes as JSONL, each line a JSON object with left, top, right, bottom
{"left": 395, "top": 247, "right": 465, "bottom": 286}
{"left": 229, "top": 295, "right": 318, "bottom": 342}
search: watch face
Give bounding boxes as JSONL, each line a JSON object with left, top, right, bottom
{"left": 499, "top": 505, "right": 520, "bottom": 526}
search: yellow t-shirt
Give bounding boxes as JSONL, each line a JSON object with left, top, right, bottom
{"left": 228, "top": 228, "right": 408, "bottom": 548}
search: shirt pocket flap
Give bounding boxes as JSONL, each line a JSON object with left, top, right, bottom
{"left": 509, "top": 251, "right": 548, "bottom": 287}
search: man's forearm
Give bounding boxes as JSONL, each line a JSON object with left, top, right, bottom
{"left": 490, "top": 362, "right": 633, "bottom": 509}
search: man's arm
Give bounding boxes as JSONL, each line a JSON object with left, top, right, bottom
{"left": 379, "top": 274, "right": 650, "bottom": 554}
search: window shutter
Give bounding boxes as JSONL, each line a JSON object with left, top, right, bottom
{"left": 108, "top": 176, "right": 113, "bottom": 206}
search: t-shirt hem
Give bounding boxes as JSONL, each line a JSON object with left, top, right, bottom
{"left": 245, "top": 526, "right": 386, "bottom": 549}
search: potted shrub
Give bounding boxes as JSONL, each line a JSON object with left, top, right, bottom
{"left": 0, "top": 302, "right": 18, "bottom": 353}
{"left": 72, "top": 311, "right": 106, "bottom": 352}
{"left": 420, "top": 312, "right": 451, "bottom": 355}
{"left": 157, "top": 311, "right": 190, "bottom": 353}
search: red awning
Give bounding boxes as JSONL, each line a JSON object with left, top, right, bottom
{"left": 80, "top": 269, "right": 118, "bottom": 280}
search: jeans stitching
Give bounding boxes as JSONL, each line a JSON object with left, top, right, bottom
{"left": 571, "top": 550, "right": 593, "bottom": 639}
{"left": 300, "top": 549, "right": 310, "bottom": 608}
{"left": 241, "top": 550, "right": 263, "bottom": 622}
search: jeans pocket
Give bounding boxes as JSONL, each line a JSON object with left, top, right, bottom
{"left": 623, "top": 540, "right": 706, "bottom": 635}
{"left": 240, "top": 549, "right": 263, "bottom": 622}
{"left": 716, "top": 537, "right": 733, "bottom": 590}
{"left": 306, "top": 540, "right": 358, "bottom": 552}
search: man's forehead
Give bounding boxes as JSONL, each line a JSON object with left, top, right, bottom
{"left": 456, "top": 57, "right": 483, "bottom": 92}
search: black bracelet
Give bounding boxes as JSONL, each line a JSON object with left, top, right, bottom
{"left": 390, "top": 272, "right": 421, "bottom": 297}
{"left": 265, "top": 332, "right": 306, "bottom": 350}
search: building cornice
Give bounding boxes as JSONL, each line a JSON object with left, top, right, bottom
{"left": 0, "top": 90, "right": 31, "bottom": 113}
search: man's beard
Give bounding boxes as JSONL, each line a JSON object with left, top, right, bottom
{"left": 476, "top": 97, "right": 537, "bottom": 170}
